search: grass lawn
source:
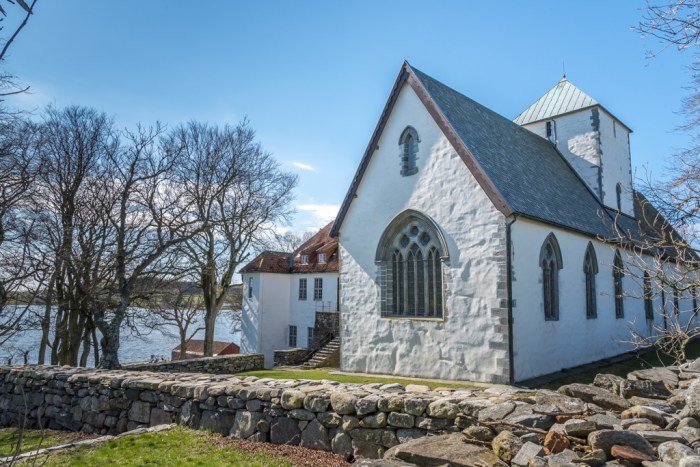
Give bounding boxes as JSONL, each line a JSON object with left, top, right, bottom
{"left": 28, "top": 426, "right": 292, "bottom": 467}
{"left": 237, "top": 368, "right": 481, "bottom": 390}
{"left": 0, "top": 428, "right": 92, "bottom": 457}
{"left": 539, "top": 339, "right": 700, "bottom": 389}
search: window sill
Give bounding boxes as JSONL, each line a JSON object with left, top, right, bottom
{"left": 381, "top": 315, "right": 444, "bottom": 322}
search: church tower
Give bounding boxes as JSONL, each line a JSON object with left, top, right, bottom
{"left": 515, "top": 78, "right": 634, "bottom": 217}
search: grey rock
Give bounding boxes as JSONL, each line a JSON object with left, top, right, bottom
{"left": 586, "top": 413, "right": 621, "bottom": 429}
{"left": 352, "top": 440, "right": 385, "bottom": 460}
{"left": 331, "top": 392, "right": 358, "bottom": 415}
{"left": 629, "top": 368, "right": 679, "bottom": 389}
{"left": 384, "top": 433, "right": 501, "bottom": 466}
{"left": 387, "top": 412, "right": 415, "bottom": 428}
{"left": 304, "top": 393, "right": 330, "bottom": 412}
{"left": 535, "top": 390, "right": 585, "bottom": 414}
{"left": 317, "top": 411, "right": 341, "bottom": 428}
{"left": 128, "top": 401, "right": 151, "bottom": 424}
{"left": 281, "top": 390, "right": 305, "bottom": 410}
{"left": 463, "top": 425, "right": 496, "bottom": 442}
{"left": 678, "top": 427, "right": 700, "bottom": 445}
{"left": 687, "top": 379, "right": 700, "bottom": 419}
{"left": 546, "top": 449, "right": 579, "bottom": 467}
{"left": 199, "top": 410, "right": 235, "bottom": 435}
{"left": 231, "top": 411, "right": 262, "bottom": 439}
{"left": 350, "top": 428, "right": 384, "bottom": 444}
{"left": 356, "top": 395, "right": 380, "bottom": 416}
{"left": 245, "top": 399, "right": 263, "bottom": 412}
{"left": 509, "top": 413, "right": 555, "bottom": 430}
{"left": 587, "top": 430, "right": 655, "bottom": 458}
{"left": 492, "top": 430, "right": 523, "bottom": 463}
{"left": 572, "top": 449, "right": 606, "bottom": 465}
{"left": 512, "top": 442, "right": 545, "bottom": 467}
{"left": 404, "top": 398, "right": 429, "bottom": 417}
{"left": 415, "top": 416, "right": 450, "bottom": 431}
{"left": 622, "top": 406, "right": 668, "bottom": 428}
{"left": 149, "top": 408, "right": 172, "bottom": 426}
{"left": 559, "top": 384, "right": 630, "bottom": 411}
{"left": 300, "top": 419, "right": 330, "bottom": 451}
{"left": 659, "top": 441, "right": 697, "bottom": 466}
{"left": 331, "top": 432, "right": 353, "bottom": 455}
{"left": 342, "top": 415, "right": 360, "bottom": 432}
{"left": 478, "top": 401, "right": 516, "bottom": 422}
{"left": 636, "top": 430, "right": 687, "bottom": 444}
{"left": 680, "top": 457, "right": 700, "bottom": 467}
{"left": 396, "top": 428, "right": 426, "bottom": 444}
{"left": 679, "top": 418, "right": 700, "bottom": 430}
{"left": 427, "top": 398, "right": 459, "bottom": 419}
{"left": 289, "top": 408, "right": 315, "bottom": 421}
{"left": 359, "top": 412, "right": 387, "bottom": 429}
{"left": 593, "top": 374, "right": 625, "bottom": 395}
{"left": 563, "top": 419, "right": 597, "bottom": 437}
{"left": 621, "top": 379, "right": 672, "bottom": 400}
{"left": 270, "top": 417, "right": 301, "bottom": 445}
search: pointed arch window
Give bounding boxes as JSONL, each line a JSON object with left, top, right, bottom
{"left": 613, "top": 250, "right": 625, "bottom": 319}
{"left": 377, "top": 210, "right": 447, "bottom": 318}
{"left": 583, "top": 242, "right": 598, "bottom": 319}
{"left": 399, "top": 126, "right": 419, "bottom": 176}
{"left": 540, "top": 233, "right": 563, "bottom": 321}
{"left": 616, "top": 183, "right": 622, "bottom": 211}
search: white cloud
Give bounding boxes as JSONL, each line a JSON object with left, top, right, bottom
{"left": 297, "top": 203, "right": 339, "bottom": 227}
{"left": 291, "top": 161, "right": 316, "bottom": 172}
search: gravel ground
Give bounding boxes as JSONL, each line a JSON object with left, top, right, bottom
{"left": 228, "top": 439, "right": 351, "bottom": 467}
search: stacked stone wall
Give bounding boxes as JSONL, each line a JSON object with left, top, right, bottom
{"left": 123, "top": 354, "right": 263, "bottom": 374}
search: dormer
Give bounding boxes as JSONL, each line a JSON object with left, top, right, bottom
{"left": 515, "top": 78, "right": 634, "bottom": 217}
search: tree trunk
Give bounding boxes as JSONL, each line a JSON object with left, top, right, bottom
{"left": 37, "top": 275, "right": 55, "bottom": 365}
{"left": 91, "top": 327, "right": 100, "bottom": 367}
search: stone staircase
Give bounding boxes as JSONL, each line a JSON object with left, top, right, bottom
{"left": 302, "top": 337, "right": 340, "bottom": 368}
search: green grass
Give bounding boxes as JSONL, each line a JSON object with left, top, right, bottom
{"left": 0, "top": 428, "right": 89, "bottom": 457}
{"left": 238, "top": 368, "right": 480, "bottom": 390}
{"left": 540, "top": 339, "right": 700, "bottom": 389}
{"left": 30, "top": 426, "right": 291, "bottom": 466}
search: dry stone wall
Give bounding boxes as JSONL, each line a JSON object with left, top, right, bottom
{"left": 123, "top": 354, "right": 263, "bottom": 374}
{"left": 5, "top": 362, "right": 700, "bottom": 464}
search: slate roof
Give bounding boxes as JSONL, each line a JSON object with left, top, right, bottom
{"left": 240, "top": 222, "right": 339, "bottom": 274}
{"left": 514, "top": 77, "right": 598, "bottom": 125}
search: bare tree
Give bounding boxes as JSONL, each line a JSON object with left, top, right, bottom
{"left": 171, "top": 121, "right": 297, "bottom": 357}
{"left": 264, "top": 230, "right": 314, "bottom": 253}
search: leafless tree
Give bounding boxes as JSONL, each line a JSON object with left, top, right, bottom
{"left": 264, "top": 230, "right": 314, "bottom": 253}
{"left": 171, "top": 121, "right": 297, "bottom": 357}
{"left": 138, "top": 284, "right": 204, "bottom": 360}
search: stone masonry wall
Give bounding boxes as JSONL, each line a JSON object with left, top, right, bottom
{"left": 0, "top": 365, "right": 513, "bottom": 459}
{"left": 273, "top": 349, "right": 309, "bottom": 367}
{"left": 123, "top": 354, "right": 263, "bottom": 374}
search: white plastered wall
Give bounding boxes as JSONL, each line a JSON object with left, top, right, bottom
{"left": 289, "top": 272, "right": 339, "bottom": 347}
{"left": 598, "top": 109, "right": 634, "bottom": 215}
{"left": 240, "top": 272, "right": 291, "bottom": 368}
{"left": 511, "top": 218, "right": 692, "bottom": 381}
{"left": 338, "top": 82, "right": 508, "bottom": 382}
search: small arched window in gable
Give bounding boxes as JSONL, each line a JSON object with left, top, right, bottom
{"left": 616, "top": 183, "right": 622, "bottom": 211}
{"left": 613, "top": 250, "right": 625, "bottom": 319}
{"left": 583, "top": 242, "right": 598, "bottom": 319}
{"left": 399, "top": 126, "right": 419, "bottom": 176}
{"left": 540, "top": 233, "right": 563, "bottom": 321}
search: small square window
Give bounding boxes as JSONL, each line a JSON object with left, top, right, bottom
{"left": 318, "top": 253, "right": 326, "bottom": 263}
{"left": 301, "top": 254, "right": 309, "bottom": 265}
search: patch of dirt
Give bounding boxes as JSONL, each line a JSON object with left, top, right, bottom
{"left": 226, "top": 438, "right": 351, "bottom": 467}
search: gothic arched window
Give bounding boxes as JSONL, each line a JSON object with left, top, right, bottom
{"left": 616, "top": 183, "right": 622, "bottom": 211}
{"left": 540, "top": 233, "right": 563, "bottom": 321}
{"left": 644, "top": 272, "right": 654, "bottom": 321}
{"left": 399, "top": 126, "right": 419, "bottom": 176}
{"left": 583, "top": 242, "right": 598, "bottom": 319}
{"left": 613, "top": 250, "right": 625, "bottom": 319}
{"left": 377, "top": 210, "right": 447, "bottom": 318}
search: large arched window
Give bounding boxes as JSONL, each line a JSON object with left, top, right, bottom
{"left": 583, "top": 242, "right": 598, "bottom": 319}
{"left": 540, "top": 233, "right": 563, "bottom": 321}
{"left": 613, "top": 250, "right": 625, "bottom": 319}
{"left": 399, "top": 126, "right": 419, "bottom": 176}
{"left": 377, "top": 210, "right": 448, "bottom": 318}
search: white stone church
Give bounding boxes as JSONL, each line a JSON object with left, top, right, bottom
{"left": 331, "top": 62, "right": 692, "bottom": 384}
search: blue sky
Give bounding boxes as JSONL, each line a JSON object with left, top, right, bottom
{"left": 4, "top": 1, "right": 695, "bottom": 232}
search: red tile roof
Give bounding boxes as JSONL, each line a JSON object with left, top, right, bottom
{"left": 240, "top": 222, "right": 339, "bottom": 274}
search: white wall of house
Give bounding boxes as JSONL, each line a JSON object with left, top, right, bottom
{"left": 598, "top": 109, "right": 633, "bottom": 215}
{"left": 338, "top": 82, "right": 508, "bottom": 382}
{"left": 289, "top": 272, "right": 339, "bottom": 347}
{"left": 510, "top": 218, "right": 692, "bottom": 381}
{"left": 240, "top": 272, "right": 291, "bottom": 368}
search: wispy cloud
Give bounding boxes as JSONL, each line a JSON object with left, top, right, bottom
{"left": 291, "top": 161, "right": 316, "bottom": 172}
{"left": 297, "top": 203, "right": 339, "bottom": 226}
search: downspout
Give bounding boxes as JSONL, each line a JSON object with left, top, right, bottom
{"left": 506, "top": 215, "right": 517, "bottom": 385}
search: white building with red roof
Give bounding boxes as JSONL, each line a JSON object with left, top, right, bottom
{"left": 240, "top": 222, "right": 339, "bottom": 367}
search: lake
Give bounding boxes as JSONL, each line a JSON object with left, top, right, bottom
{"left": 1, "top": 306, "right": 241, "bottom": 365}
